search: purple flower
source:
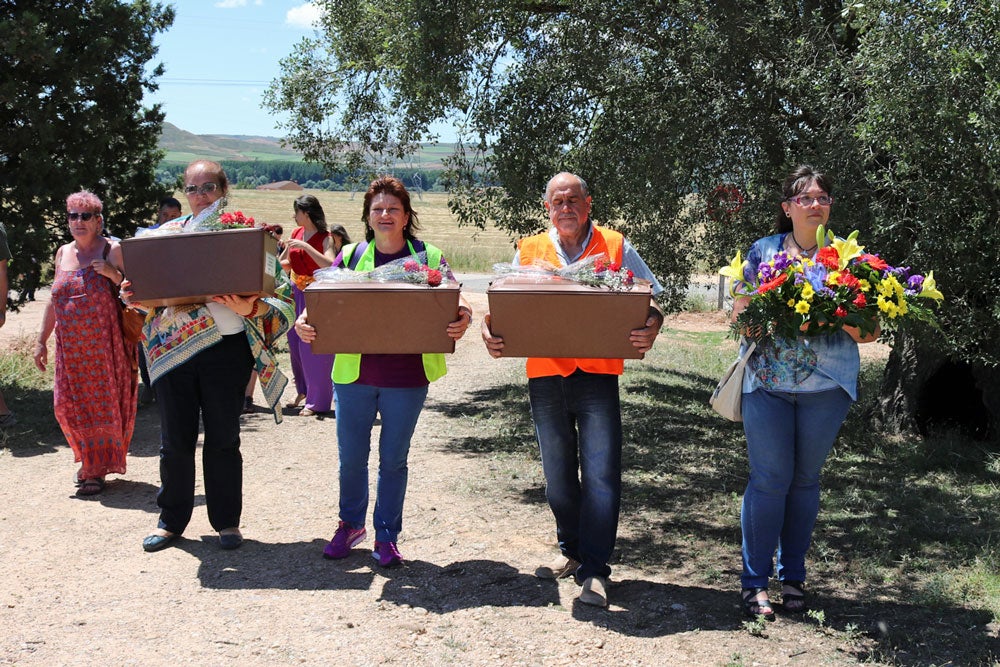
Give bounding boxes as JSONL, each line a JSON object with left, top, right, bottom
{"left": 803, "top": 263, "right": 828, "bottom": 292}
{"left": 906, "top": 274, "right": 925, "bottom": 295}
{"left": 772, "top": 252, "right": 793, "bottom": 272}
{"left": 759, "top": 263, "right": 776, "bottom": 282}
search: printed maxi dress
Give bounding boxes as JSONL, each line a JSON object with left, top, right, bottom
{"left": 51, "top": 264, "right": 138, "bottom": 480}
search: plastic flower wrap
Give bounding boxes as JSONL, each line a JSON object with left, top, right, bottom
{"left": 313, "top": 252, "right": 457, "bottom": 287}
{"left": 720, "top": 226, "right": 943, "bottom": 342}
{"left": 492, "top": 254, "right": 640, "bottom": 291}
{"left": 135, "top": 199, "right": 280, "bottom": 239}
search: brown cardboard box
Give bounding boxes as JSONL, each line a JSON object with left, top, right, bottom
{"left": 487, "top": 276, "right": 652, "bottom": 359}
{"left": 304, "top": 282, "right": 459, "bottom": 354}
{"left": 121, "top": 228, "right": 279, "bottom": 307}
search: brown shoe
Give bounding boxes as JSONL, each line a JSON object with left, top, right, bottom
{"left": 578, "top": 576, "right": 608, "bottom": 608}
{"left": 534, "top": 554, "right": 581, "bottom": 579}
{"left": 285, "top": 393, "right": 306, "bottom": 409}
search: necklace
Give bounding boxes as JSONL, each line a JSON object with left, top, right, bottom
{"left": 787, "top": 233, "right": 817, "bottom": 256}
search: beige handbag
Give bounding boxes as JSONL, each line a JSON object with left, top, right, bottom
{"left": 709, "top": 340, "right": 756, "bottom": 421}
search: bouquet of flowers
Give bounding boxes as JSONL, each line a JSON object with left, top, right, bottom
{"left": 719, "top": 226, "right": 943, "bottom": 342}
{"left": 313, "top": 252, "right": 456, "bottom": 288}
{"left": 492, "top": 254, "right": 639, "bottom": 291}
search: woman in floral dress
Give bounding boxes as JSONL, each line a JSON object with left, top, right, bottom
{"left": 34, "top": 190, "right": 137, "bottom": 496}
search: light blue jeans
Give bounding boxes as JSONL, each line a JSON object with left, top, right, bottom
{"left": 740, "top": 387, "right": 852, "bottom": 589}
{"left": 335, "top": 382, "right": 428, "bottom": 543}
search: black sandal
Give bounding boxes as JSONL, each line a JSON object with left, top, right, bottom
{"left": 741, "top": 587, "right": 775, "bottom": 621}
{"left": 781, "top": 580, "right": 807, "bottom": 613}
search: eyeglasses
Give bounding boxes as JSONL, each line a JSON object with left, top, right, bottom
{"left": 183, "top": 182, "right": 219, "bottom": 196}
{"left": 787, "top": 195, "right": 834, "bottom": 207}
{"left": 371, "top": 207, "right": 403, "bottom": 216}
{"left": 67, "top": 212, "right": 98, "bottom": 221}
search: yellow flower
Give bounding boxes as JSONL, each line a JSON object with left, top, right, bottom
{"left": 858, "top": 279, "right": 871, "bottom": 292}
{"left": 719, "top": 251, "right": 750, "bottom": 297}
{"left": 787, "top": 298, "right": 796, "bottom": 308}
{"left": 832, "top": 232, "right": 865, "bottom": 270}
{"left": 919, "top": 271, "right": 944, "bottom": 301}
{"left": 800, "top": 283, "right": 815, "bottom": 300}
{"left": 827, "top": 271, "right": 841, "bottom": 286}
{"left": 795, "top": 300, "right": 811, "bottom": 314}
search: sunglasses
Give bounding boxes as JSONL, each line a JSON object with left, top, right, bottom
{"left": 183, "top": 182, "right": 220, "bottom": 196}
{"left": 67, "top": 212, "right": 98, "bottom": 221}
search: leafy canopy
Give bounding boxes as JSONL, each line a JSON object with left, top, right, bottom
{"left": 268, "top": 0, "right": 999, "bottom": 366}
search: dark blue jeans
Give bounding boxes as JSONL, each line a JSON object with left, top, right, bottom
{"left": 528, "top": 371, "right": 623, "bottom": 581}
{"left": 740, "top": 387, "right": 852, "bottom": 589}
{"left": 154, "top": 334, "right": 253, "bottom": 534}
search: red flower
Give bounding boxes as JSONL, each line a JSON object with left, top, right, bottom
{"left": 756, "top": 272, "right": 788, "bottom": 294}
{"left": 853, "top": 293, "right": 867, "bottom": 307}
{"left": 426, "top": 269, "right": 442, "bottom": 287}
{"left": 625, "top": 269, "right": 634, "bottom": 281}
{"left": 403, "top": 260, "right": 419, "bottom": 272}
{"left": 594, "top": 258, "right": 607, "bottom": 272}
{"left": 816, "top": 246, "right": 840, "bottom": 270}
{"left": 835, "top": 306, "right": 848, "bottom": 318}
{"left": 608, "top": 262, "right": 621, "bottom": 272}
{"left": 838, "top": 272, "right": 860, "bottom": 289}
{"left": 859, "top": 253, "right": 888, "bottom": 271}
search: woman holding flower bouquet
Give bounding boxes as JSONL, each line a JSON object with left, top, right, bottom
{"left": 731, "top": 165, "right": 880, "bottom": 620}
{"left": 279, "top": 194, "right": 350, "bottom": 417}
{"left": 294, "top": 176, "right": 472, "bottom": 567}
{"left": 125, "top": 160, "right": 294, "bottom": 553}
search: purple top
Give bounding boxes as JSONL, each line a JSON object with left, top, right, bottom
{"left": 340, "top": 240, "right": 438, "bottom": 388}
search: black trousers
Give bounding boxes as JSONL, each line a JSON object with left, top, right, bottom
{"left": 153, "top": 334, "right": 253, "bottom": 533}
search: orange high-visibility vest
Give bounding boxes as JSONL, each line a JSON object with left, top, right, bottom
{"left": 518, "top": 225, "right": 627, "bottom": 378}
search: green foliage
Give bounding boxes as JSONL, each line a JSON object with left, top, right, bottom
{"left": 0, "top": 1, "right": 173, "bottom": 305}
{"left": 269, "top": 0, "right": 1000, "bottom": 365}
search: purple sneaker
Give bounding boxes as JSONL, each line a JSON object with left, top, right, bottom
{"left": 323, "top": 521, "right": 366, "bottom": 559}
{"left": 372, "top": 541, "right": 403, "bottom": 567}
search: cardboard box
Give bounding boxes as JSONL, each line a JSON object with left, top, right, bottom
{"left": 304, "top": 282, "right": 460, "bottom": 354}
{"left": 487, "top": 276, "right": 652, "bottom": 359}
{"left": 121, "top": 228, "right": 279, "bottom": 307}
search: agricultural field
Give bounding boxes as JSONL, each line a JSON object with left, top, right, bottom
{"left": 165, "top": 189, "right": 522, "bottom": 273}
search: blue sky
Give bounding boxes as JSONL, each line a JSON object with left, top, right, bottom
{"left": 145, "top": 1, "right": 458, "bottom": 142}
{"left": 144, "top": 1, "right": 325, "bottom": 138}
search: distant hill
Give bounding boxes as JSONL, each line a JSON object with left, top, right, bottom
{"left": 159, "top": 122, "right": 455, "bottom": 168}
{"left": 159, "top": 122, "right": 303, "bottom": 163}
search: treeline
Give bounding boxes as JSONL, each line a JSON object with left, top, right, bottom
{"left": 156, "top": 161, "right": 445, "bottom": 192}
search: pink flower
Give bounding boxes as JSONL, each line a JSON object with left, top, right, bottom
{"left": 403, "top": 260, "right": 419, "bottom": 272}
{"left": 426, "top": 269, "right": 442, "bottom": 287}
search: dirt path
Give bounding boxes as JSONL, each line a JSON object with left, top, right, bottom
{"left": 1, "top": 286, "right": 868, "bottom": 666}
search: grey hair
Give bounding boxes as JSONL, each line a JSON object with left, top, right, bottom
{"left": 544, "top": 172, "right": 589, "bottom": 201}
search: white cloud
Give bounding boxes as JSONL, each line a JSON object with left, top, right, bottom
{"left": 214, "top": 0, "right": 247, "bottom": 7}
{"left": 286, "top": 3, "right": 324, "bottom": 29}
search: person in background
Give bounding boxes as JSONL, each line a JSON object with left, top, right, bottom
{"left": 125, "top": 160, "right": 293, "bottom": 552}
{"left": 481, "top": 172, "right": 664, "bottom": 608}
{"left": 279, "top": 195, "right": 349, "bottom": 417}
{"left": 33, "top": 191, "right": 138, "bottom": 495}
{"left": 294, "top": 176, "right": 472, "bottom": 567}
{"left": 0, "top": 222, "right": 14, "bottom": 427}
{"left": 137, "top": 198, "right": 184, "bottom": 405}
{"left": 157, "top": 197, "right": 182, "bottom": 225}
{"left": 733, "top": 165, "right": 879, "bottom": 620}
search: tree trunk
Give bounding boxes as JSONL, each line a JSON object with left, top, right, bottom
{"left": 876, "top": 331, "right": 999, "bottom": 442}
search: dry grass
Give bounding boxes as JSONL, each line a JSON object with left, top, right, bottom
{"left": 180, "top": 189, "right": 517, "bottom": 272}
